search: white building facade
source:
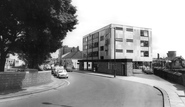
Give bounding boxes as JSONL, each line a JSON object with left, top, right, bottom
{"left": 82, "top": 24, "right": 152, "bottom": 68}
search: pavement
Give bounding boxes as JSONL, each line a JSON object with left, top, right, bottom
{"left": 119, "top": 74, "right": 185, "bottom": 107}
{"left": 0, "top": 76, "right": 67, "bottom": 100}
{"left": 1, "top": 70, "right": 185, "bottom": 107}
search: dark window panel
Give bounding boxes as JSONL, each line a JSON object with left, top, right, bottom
{"left": 126, "top": 50, "right": 133, "bottom": 53}
{"left": 116, "top": 49, "right": 123, "bottom": 52}
{"left": 126, "top": 28, "right": 133, "bottom": 32}
{"left": 126, "top": 39, "right": 133, "bottom": 42}
{"left": 100, "top": 46, "right": 104, "bottom": 51}
{"left": 141, "top": 51, "right": 149, "bottom": 57}
{"left": 100, "top": 36, "right": 104, "bottom": 41}
{"left": 140, "top": 30, "right": 149, "bottom": 37}
{"left": 115, "top": 27, "right": 123, "bottom": 30}
{"left": 140, "top": 41, "right": 149, "bottom": 47}
{"left": 115, "top": 38, "right": 123, "bottom": 42}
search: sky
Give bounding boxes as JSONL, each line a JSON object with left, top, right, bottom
{"left": 53, "top": 0, "right": 185, "bottom": 58}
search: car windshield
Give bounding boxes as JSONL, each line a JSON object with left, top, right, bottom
{"left": 55, "top": 66, "right": 64, "bottom": 70}
{"left": 57, "top": 67, "right": 64, "bottom": 70}
{"left": 58, "top": 70, "right": 64, "bottom": 73}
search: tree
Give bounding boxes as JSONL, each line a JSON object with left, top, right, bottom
{"left": 0, "top": 0, "right": 77, "bottom": 71}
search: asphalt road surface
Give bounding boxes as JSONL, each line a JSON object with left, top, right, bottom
{"left": 0, "top": 71, "right": 163, "bottom": 107}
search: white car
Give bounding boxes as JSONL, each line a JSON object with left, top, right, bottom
{"left": 56, "top": 67, "right": 68, "bottom": 78}
{"left": 52, "top": 65, "right": 63, "bottom": 76}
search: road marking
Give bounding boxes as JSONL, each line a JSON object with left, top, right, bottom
{"left": 64, "top": 80, "right": 70, "bottom": 86}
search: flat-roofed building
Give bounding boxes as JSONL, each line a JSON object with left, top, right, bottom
{"left": 80, "top": 24, "right": 152, "bottom": 75}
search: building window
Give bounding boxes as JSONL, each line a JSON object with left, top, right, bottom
{"left": 100, "top": 36, "right": 104, "bottom": 41}
{"left": 115, "top": 38, "right": 123, "bottom": 42}
{"left": 141, "top": 51, "right": 149, "bottom": 57}
{"left": 115, "top": 27, "right": 123, "bottom": 30}
{"left": 126, "top": 28, "right": 133, "bottom": 32}
{"left": 116, "top": 49, "right": 123, "bottom": 52}
{"left": 100, "top": 56, "right": 104, "bottom": 60}
{"left": 83, "top": 45, "right": 87, "bottom": 50}
{"left": 126, "top": 39, "right": 133, "bottom": 42}
{"left": 140, "top": 30, "right": 149, "bottom": 37}
{"left": 83, "top": 37, "right": 87, "bottom": 42}
{"left": 126, "top": 50, "right": 133, "bottom": 53}
{"left": 88, "top": 35, "right": 92, "bottom": 41}
{"left": 88, "top": 52, "right": 93, "bottom": 57}
{"left": 92, "top": 32, "right": 99, "bottom": 39}
{"left": 83, "top": 54, "right": 87, "bottom": 58}
{"left": 100, "top": 46, "right": 104, "bottom": 51}
{"left": 93, "top": 42, "right": 99, "bottom": 48}
{"left": 106, "top": 49, "right": 108, "bottom": 55}
{"left": 140, "top": 41, "right": 149, "bottom": 47}
{"left": 105, "top": 39, "right": 110, "bottom": 46}
{"left": 88, "top": 44, "right": 93, "bottom": 49}
{"left": 84, "top": 45, "right": 87, "bottom": 49}
{"left": 92, "top": 51, "right": 98, "bottom": 57}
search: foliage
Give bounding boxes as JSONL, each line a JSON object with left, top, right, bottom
{"left": 0, "top": 0, "right": 78, "bottom": 71}
{"left": 165, "top": 57, "right": 185, "bottom": 69}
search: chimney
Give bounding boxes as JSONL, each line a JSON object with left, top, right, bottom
{"left": 167, "top": 51, "right": 176, "bottom": 58}
{"left": 71, "top": 47, "right": 75, "bottom": 52}
{"left": 157, "top": 53, "right": 160, "bottom": 59}
{"left": 77, "top": 46, "right": 79, "bottom": 51}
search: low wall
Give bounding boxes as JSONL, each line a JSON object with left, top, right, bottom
{"left": 0, "top": 70, "right": 52, "bottom": 91}
{"left": 153, "top": 68, "right": 183, "bottom": 86}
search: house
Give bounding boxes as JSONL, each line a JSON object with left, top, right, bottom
{"left": 58, "top": 46, "right": 82, "bottom": 69}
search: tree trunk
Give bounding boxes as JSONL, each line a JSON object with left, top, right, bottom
{"left": 28, "top": 59, "right": 34, "bottom": 69}
{"left": 0, "top": 53, "right": 7, "bottom": 72}
{"left": 28, "top": 58, "right": 39, "bottom": 69}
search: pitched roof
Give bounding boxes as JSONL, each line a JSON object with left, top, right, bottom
{"left": 62, "top": 51, "right": 83, "bottom": 59}
{"left": 61, "top": 52, "right": 70, "bottom": 58}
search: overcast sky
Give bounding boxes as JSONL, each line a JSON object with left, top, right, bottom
{"left": 54, "top": 0, "right": 185, "bottom": 58}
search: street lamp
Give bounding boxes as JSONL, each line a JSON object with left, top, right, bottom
{"left": 114, "top": 27, "right": 116, "bottom": 78}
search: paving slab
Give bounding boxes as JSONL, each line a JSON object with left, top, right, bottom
{"left": 0, "top": 76, "right": 67, "bottom": 100}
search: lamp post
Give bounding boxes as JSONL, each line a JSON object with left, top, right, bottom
{"left": 114, "top": 27, "right": 116, "bottom": 78}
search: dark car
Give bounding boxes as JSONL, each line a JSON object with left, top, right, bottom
{"left": 65, "top": 66, "right": 74, "bottom": 72}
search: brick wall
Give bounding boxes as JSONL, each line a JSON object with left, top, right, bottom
{"left": 94, "top": 62, "right": 112, "bottom": 74}
{"left": 126, "top": 62, "right": 133, "bottom": 76}
{"left": 0, "top": 70, "right": 51, "bottom": 91}
{"left": 94, "top": 62, "right": 133, "bottom": 76}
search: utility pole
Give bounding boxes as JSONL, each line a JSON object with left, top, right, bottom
{"left": 114, "top": 27, "right": 116, "bottom": 78}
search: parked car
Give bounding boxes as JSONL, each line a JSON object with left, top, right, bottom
{"left": 52, "top": 65, "right": 68, "bottom": 78}
{"left": 56, "top": 67, "right": 68, "bottom": 78}
{"left": 52, "top": 65, "right": 64, "bottom": 76}
{"left": 65, "top": 66, "right": 74, "bottom": 72}
{"left": 142, "top": 66, "right": 153, "bottom": 74}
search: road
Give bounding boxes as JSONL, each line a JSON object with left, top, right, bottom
{"left": 0, "top": 71, "right": 163, "bottom": 107}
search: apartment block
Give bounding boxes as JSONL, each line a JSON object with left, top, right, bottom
{"left": 84, "top": 24, "right": 151, "bottom": 59}
{"left": 80, "top": 24, "right": 152, "bottom": 75}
